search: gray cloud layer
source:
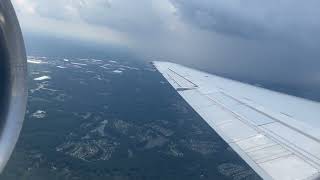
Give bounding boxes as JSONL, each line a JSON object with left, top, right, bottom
{"left": 12, "top": 0, "right": 320, "bottom": 98}
{"left": 172, "top": 0, "right": 320, "bottom": 43}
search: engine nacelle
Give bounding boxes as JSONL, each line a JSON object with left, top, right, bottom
{"left": 0, "top": 0, "right": 27, "bottom": 172}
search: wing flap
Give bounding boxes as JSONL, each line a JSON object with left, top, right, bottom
{"left": 154, "top": 61, "right": 320, "bottom": 180}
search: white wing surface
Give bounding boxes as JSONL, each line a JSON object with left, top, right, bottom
{"left": 153, "top": 61, "right": 320, "bottom": 180}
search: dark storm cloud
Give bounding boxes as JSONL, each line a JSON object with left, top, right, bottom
{"left": 164, "top": 0, "right": 320, "bottom": 97}
{"left": 170, "top": 0, "right": 320, "bottom": 43}
{"left": 170, "top": 0, "right": 265, "bottom": 39}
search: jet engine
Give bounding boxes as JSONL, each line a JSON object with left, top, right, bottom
{"left": 0, "top": 0, "right": 27, "bottom": 172}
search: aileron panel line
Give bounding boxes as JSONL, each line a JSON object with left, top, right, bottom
{"left": 153, "top": 61, "right": 320, "bottom": 180}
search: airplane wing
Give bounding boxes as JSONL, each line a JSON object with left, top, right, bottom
{"left": 153, "top": 61, "right": 320, "bottom": 180}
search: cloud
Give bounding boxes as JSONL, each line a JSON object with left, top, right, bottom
{"left": 170, "top": 0, "right": 320, "bottom": 45}
{"left": 11, "top": 0, "right": 320, "bottom": 98}
{"left": 12, "top": 0, "right": 130, "bottom": 46}
{"left": 14, "top": 0, "right": 320, "bottom": 47}
{"left": 14, "top": 0, "right": 36, "bottom": 14}
{"left": 165, "top": 0, "right": 320, "bottom": 89}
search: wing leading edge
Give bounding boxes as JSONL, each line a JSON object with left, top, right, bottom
{"left": 153, "top": 61, "right": 320, "bottom": 180}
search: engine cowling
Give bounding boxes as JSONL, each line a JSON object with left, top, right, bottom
{"left": 0, "top": 0, "right": 27, "bottom": 172}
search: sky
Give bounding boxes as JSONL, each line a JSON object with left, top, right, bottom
{"left": 11, "top": 0, "right": 320, "bottom": 97}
